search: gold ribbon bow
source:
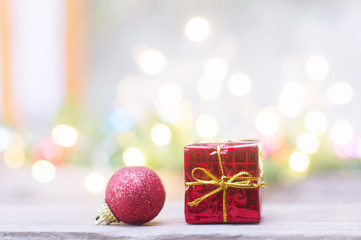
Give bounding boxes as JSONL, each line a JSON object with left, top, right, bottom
{"left": 185, "top": 143, "right": 266, "bottom": 223}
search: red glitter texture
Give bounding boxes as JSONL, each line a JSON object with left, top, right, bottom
{"left": 105, "top": 166, "right": 165, "bottom": 225}
{"left": 184, "top": 141, "right": 263, "bottom": 224}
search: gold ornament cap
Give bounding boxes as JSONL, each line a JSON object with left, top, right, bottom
{"left": 95, "top": 201, "right": 119, "bottom": 225}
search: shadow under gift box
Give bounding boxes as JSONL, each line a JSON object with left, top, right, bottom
{"left": 184, "top": 140, "right": 264, "bottom": 224}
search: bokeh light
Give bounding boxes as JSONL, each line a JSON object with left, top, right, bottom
{"left": 123, "top": 147, "right": 146, "bottom": 166}
{"left": 51, "top": 124, "right": 79, "bottom": 147}
{"left": 297, "top": 132, "right": 319, "bottom": 154}
{"left": 32, "top": 160, "right": 56, "bottom": 183}
{"left": 11, "top": 134, "right": 25, "bottom": 148}
{"left": 227, "top": 73, "right": 252, "bottom": 96}
{"left": 334, "top": 143, "right": 354, "bottom": 159}
{"left": 304, "top": 111, "right": 328, "bottom": 135}
{"left": 262, "top": 131, "right": 286, "bottom": 154}
{"left": 0, "top": 126, "right": 12, "bottom": 152}
{"left": 139, "top": 49, "right": 166, "bottom": 75}
{"left": 173, "top": 101, "right": 195, "bottom": 131}
{"left": 158, "top": 84, "right": 183, "bottom": 108}
{"left": 198, "top": 76, "right": 221, "bottom": 101}
{"left": 105, "top": 109, "right": 136, "bottom": 133}
{"left": 278, "top": 81, "right": 305, "bottom": 117}
{"left": 185, "top": 17, "right": 210, "bottom": 42}
{"left": 36, "top": 139, "right": 66, "bottom": 165}
{"left": 289, "top": 152, "right": 310, "bottom": 173}
{"left": 3, "top": 146, "right": 25, "bottom": 169}
{"left": 151, "top": 124, "right": 172, "bottom": 145}
{"left": 131, "top": 44, "right": 149, "bottom": 63}
{"left": 195, "top": 114, "right": 218, "bottom": 139}
{"left": 203, "top": 58, "right": 228, "bottom": 82}
{"left": 85, "top": 171, "right": 106, "bottom": 194}
{"left": 327, "top": 82, "right": 354, "bottom": 105}
{"left": 331, "top": 120, "right": 353, "bottom": 145}
{"left": 255, "top": 110, "right": 279, "bottom": 136}
{"left": 156, "top": 100, "right": 192, "bottom": 124}
{"left": 306, "top": 55, "right": 329, "bottom": 81}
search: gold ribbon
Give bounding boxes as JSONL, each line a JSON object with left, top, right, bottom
{"left": 185, "top": 143, "right": 266, "bottom": 223}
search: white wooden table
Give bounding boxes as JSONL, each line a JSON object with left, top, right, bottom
{"left": 1, "top": 202, "right": 361, "bottom": 239}
{"left": 1, "top": 166, "right": 361, "bottom": 239}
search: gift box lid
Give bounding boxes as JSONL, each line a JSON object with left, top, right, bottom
{"left": 185, "top": 139, "right": 261, "bottom": 149}
{"left": 184, "top": 139, "right": 263, "bottom": 180}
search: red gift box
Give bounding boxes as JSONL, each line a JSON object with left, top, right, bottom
{"left": 184, "top": 140, "right": 265, "bottom": 224}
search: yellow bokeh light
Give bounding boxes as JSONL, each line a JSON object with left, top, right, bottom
{"left": 158, "top": 84, "right": 183, "bottom": 108}
{"left": 297, "top": 132, "right": 319, "bottom": 154}
{"left": 289, "top": 152, "right": 310, "bottom": 173}
{"left": 331, "top": 120, "right": 353, "bottom": 145}
{"left": 151, "top": 124, "right": 172, "bottom": 145}
{"left": 195, "top": 114, "right": 218, "bottom": 139}
{"left": 198, "top": 76, "right": 221, "bottom": 101}
{"left": 227, "top": 73, "right": 252, "bottom": 96}
{"left": 155, "top": 99, "right": 193, "bottom": 125}
{"left": 185, "top": 17, "right": 210, "bottom": 42}
{"left": 327, "top": 82, "right": 354, "bottom": 105}
{"left": 52, "top": 124, "right": 79, "bottom": 147}
{"left": 139, "top": 49, "right": 166, "bottom": 75}
{"left": 306, "top": 55, "right": 329, "bottom": 81}
{"left": 203, "top": 58, "right": 228, "bottom": 82}
{"left": 255, "top": 111, "right": 279, "bottom": 136}
{"left": 32, "top": 160, "right": 56, "bottom": 183}
{"left": 173, "top": 101, "right": 195, "bottom": 131}
{"left": 11, "top": 133, "right": 25, "bottom": 148}
{"left": 3, "top": 146, "right": 25, "bottom": 169}
{"left": 278, "top": 81, "right": 305, "bottom": 117}
{"left": 123, "top": 147, "right": 146, "bottom": 166}
{"left": 85, "top": 171, "right": 106, "bottom": 194}
{"left": 304, "top": 111, "right": 328, "bottom": 135}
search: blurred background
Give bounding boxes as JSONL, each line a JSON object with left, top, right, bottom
{"left": 0, "top": 0, "right": 361, "bottom": 203}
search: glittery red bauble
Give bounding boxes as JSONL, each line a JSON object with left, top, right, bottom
{"left": 105, "top": 166, "right": 166, "bottom": 225}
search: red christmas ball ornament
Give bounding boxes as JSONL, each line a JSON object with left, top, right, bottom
{"left": 95, "top": 166, "right": 166, "bottom": 225}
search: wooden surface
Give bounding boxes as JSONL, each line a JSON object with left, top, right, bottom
{"left": 1, "top": 202, "right": 361, "bottom": 239}
{"left": 1, "top": 166, "right": 361, "bottom": 239}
